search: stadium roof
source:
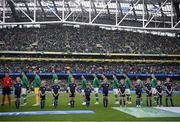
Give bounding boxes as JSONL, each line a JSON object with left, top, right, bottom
{"left": 0, "top": 0, "right": 180, "bottom": 32}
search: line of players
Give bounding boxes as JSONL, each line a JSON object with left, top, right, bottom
{"left": 1, "top": 72, "right": 174, "bottom": 109}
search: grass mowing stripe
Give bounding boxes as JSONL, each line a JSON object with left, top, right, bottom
{"left": 0, "top": 93, "right": 180, "bottom": 121}
{"left": 2, "top": 93, "right": 34, "bottom": 104}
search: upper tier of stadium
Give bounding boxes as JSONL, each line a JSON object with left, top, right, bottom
{"left": 0, "top": 25, "right": 179, "bottom": 54}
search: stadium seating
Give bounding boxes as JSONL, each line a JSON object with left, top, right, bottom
{"left": 0, "top": 25, "right": 180, "bottom": 54}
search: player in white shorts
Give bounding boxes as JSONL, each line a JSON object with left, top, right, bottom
{"left": 112, "top": 75, "right": 119, "bottom": 104}
{"left": 124, "top": 74, "right": 132, "bottom": 104}
{"left": 80, "top": 75, "right": 87, "bottom": 105}
{"left": 92, "top": 74, "right": 100, "bottom": 104}
{"left": 21, "top": 71, "right": 29, "bottom": 106}
{"left": 151, "top": 74, "right": 158, "bottom": 105}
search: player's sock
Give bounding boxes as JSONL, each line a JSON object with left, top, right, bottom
{"left": 43, "top": 100, "right": 45, "bottom": 108}
{"left": 150, "top": 99, "right": 152, "bottom": 107}
{"left": 86, "top": 101, "right": 90, "bottom": 108}
{"left": 17, "top": 99, "right": 20, "bottom": 109}
{"left": 2, "top": 95, "right": 5, "bottom": 105}
{"left": 40, "top": 100, "right": 43, "bottom": 109}
{"left": 41, "top": 100, "right": 45, "bottom": 109}
{"left": 103, "top": 97, "right": 105, "bottom": 107}
{"left": 55, "top": 99, "right": 58, "bottom": 108}
{"left": 170, "top": 98, "right": 174, "bottom": 107}
{"left": 146, "top": 98, "right": 149, "bottom": 106}
{"left": 166, "top": 97, "right": 168, "bottom": 107}
{"left": 138, "top": 98, "right": 140, "bottom": 105}
{"left": 157, "top": 97, "right": 159, "bottom": 106}
{"left": 120, "top": 99, "right": 122, "bottom": 106}
{"left": 154, "top": 95, "right": 157, "bottom": 103}
{"left": 72, "top": 100, "right": 75, "bottom": 108}
{"left": 115, "top": 94, "right": 118, "bottom": 102}
{"left": 123, "top": 100, "right": 126, "bottom": 106}
{"left": 95, "top": 94, "right": 99, "bottom": 102}
{"left": 160, "top": 97, "right": 162, "bottom": 106}
{"left": 35, "top": 95, "right": 39, "bottom": 104}
{"left": 15, "top": 100, "right": 18, "bottom": 109}
{"left": 8, "top": 95, "right": 11, "bottom": 105}
{"left": 70, "top": 100, "right": 73, "bottom": 107}
{"left": 127, "top": 95, "right": 129, "bottom": 102}
{"left": 106, "top": 98, "right": 108, "bottom": 107}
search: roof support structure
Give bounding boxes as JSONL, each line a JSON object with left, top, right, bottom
{"left": 144, "top": 0, "right": 168, "bottom": 28}
{"left": 117, "top": 1, "right": 123, "bottom": 19}
{"left": 52, "top": 0, "right": 58, "bottom": 15}
{"left": 65, "top": 1, "right": 71, "bottom": 17}
{"left": 91, "top": 0, "right": 97, "bottom": 17}
{"left": 90, "top": 0, "right": 112, "bottom": 23}
{"left": 2, "top": 0, "right": 6, "bottom": 23}
{"left": 37, "top": 0, "right": 46, "bottom": 18}
{"left": 24, "top": 2, "right": 30, "bottom": 15}
{"left": 7, "top": 0, "right": 19, "bottom": 21}
{"left": 0, "top": 0, "right": 179, "bottom": 31}
{"left": 144, "top": 1, "right": 149, "bottom": 20}
{"left": 174, "top": 20, "right": 180, "bottom": 28}
{"left": 33, "top": 0, "right": 36, "bottom": 22}
{"left": 105, "top": 1, "right": 111, "bottom": 19}
{"left": 131, "top": 0, "right": 137, "bottom": 21}
{"left": 116, "top": 0, "right": 141, "bottom": 26}
{"left": 158, "top": 1, "right": 165, "bottom": 27}
{"left": 42, "top": 0, "right": 62, "bottom": 21}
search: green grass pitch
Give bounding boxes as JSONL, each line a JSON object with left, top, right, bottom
{"left": 0, "top": 93, "right": 180, "bottom": 121}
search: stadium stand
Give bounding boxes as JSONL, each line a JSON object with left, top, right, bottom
{"left": 0, "top": 61, "right": 179, "bottom": 74}
{"left": 0, "top": 25, "right": 180, "bottom": 54}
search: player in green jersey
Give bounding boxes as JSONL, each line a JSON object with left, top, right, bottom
{"left": 80, "top": 75, "right": 87, "bottom": 105}
{"left": 21, "top": 71, "right": 29, "bottom": 106}
{"left": 151, "top": 74, "right": 158, "bottom": 105}
{"left": 112, "top": 75, "right": 119, "bottom": 104}
{"left": 52, "top": 70, "right": 58, "bottom": 84}
{"left": 67, "top": 73, "right": 73, "bottom": 105}
{"left": 67, "top": 74, "right": 73, "bottom": 92}
{"left": 92, "top": 74, "right": 100, "bottom": 104}
{"left": 124, "top": 74, "right": 132, "bottom": 104}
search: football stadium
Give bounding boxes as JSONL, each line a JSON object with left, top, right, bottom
{"left": 0, "top": 0, "right": 180, "bottom": 121}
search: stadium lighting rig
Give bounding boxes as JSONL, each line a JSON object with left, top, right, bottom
{"left": 0, "top": 0, "right": 179, "bottom": 31}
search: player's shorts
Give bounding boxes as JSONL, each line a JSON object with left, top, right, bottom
{"left": 41, "top": 95, "right": 46, "bottom": 100}
{"left": 136, "top": 94, "right": 142, "bottom": 98}
{"left": 125, "top": 89, "right": 131, "bottom": 95}
{"left": 21, "top": 88, "right": 27, "bottom": 95}
{"left": 152, "top": 88, "right": 157, "bottom": 94}
{"left": 157, "top": 94, "right": 162, "bottom": 98}
{"left": 15, "top": 93, "right": 21, "bottom": 98}
{"left": 166, "top": 92, "right": 172, "bottom": 97}
{"left": 94, "top": 88, "right": 99, "bottom": 94}
{"left": 113, "top": 89, "right": 118, "bottom": 94}
{"left": 2, "top": 87, "right": 11, "bottom": 95}
{"left": 103, "top": 92, "right": 108, "bottom": 96}
{"left": 146, "top": 92, "right": 152, "bottom": 97}
{"left": 69, "top": 92, "right": 75, "bottom": 97}
{"left": 85, "top": 96, "right": 90, "bottom": 101}
{"left": 53, "top": 95, "right": 59, "bottom": 100}
{"left": 34, "top": 88, "right": 40, "bottom": 95}
{"left": 120, "top": 94, "right": 126, "bottom": 97}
